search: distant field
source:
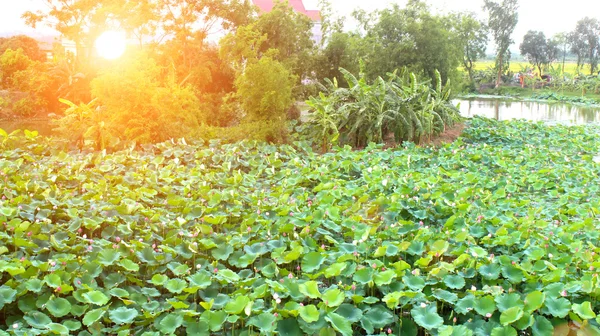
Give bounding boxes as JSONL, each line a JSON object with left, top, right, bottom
{"left": 472, "top": 61, "right": 589, "bottom": 75}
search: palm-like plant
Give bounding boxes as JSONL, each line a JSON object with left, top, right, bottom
{"left": 305, "top": 67, "right": 461, "bottom": 149}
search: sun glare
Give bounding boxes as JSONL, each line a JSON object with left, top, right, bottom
{"left": 95, "top": 31, "right": 127, "bottom": 60}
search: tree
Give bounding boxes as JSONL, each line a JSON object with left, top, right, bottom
{"left": 22, "top": 0, "right": 101, "bottom": 66}
{"left": 519, "top": 30, "right": 558, "bottom": 75}
{"left": 90, "top": 53, "right": 202, "bottom": 144}
{"left": 359, "top": 0, "right": 462, "bottom": 84}
{"left": 234, "top": 57, "right": 296, "bottom": 122}
{"left": 450, "top": 12, "right": 488, "bottom": 84}
{"left": 314, "top": 32, "right": 361, "bottom": 85}
{"left": 484, "top": 0, "right": 519, "bottom": 88}
{"left": 0, "top": 49, "right": 32, "bottom": 88}
{"left": 552, "top": 33, "right": 569, "bottom": 74}
{"left": 570, "top": 17, "right": 600, "bottom": 75}
{"left": 0, "top": 35, "right": 46, "bottom": 62}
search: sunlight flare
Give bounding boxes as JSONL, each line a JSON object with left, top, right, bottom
{"left": 95, "top": 31, "right": 127, "bottom": 60}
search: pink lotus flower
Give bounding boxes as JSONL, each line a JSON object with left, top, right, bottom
{"left": 56, "top": 286, "right": 61, "bottom": 292}
{"left": 561, "top": 290, "right": 567, "bottom": 297}
{"left": 288, "top": 273, "right": 293, "bottom": 279}
{"left": 387, "top": 328, "right": 392, "bottom": 334}
{"left": 485, "top": 313, "right": 492, "bottom": 318}
{"left": 351, "top": 284, "right": 356, "bottom": 290}
{"left": 213, "top": 268, "right": 218, "bottom": 273}
{"left": 115, "top": 237, "right": 121, "bottom": 243}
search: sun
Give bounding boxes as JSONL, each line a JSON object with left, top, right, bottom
{"left": 95, "top": 31, "right": 127, "bottom": 60}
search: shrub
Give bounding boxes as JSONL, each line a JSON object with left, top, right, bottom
{"left": 235, "top": 57, "right": 296, "bottom": 122}
{"left": 304, "top": 68, "right": 461, "bottom": 149}
{"left": 11, "top": 98, "right": 35, "bottom": 117}
{"left": 90, "top": 55, "right": 202, "bottom": 144}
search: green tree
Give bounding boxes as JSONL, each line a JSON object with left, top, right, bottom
{"left": 234, "top": 56, "right": 296, "bottom": 122}
{"left": 0, "top": 35, "right": 46, "bottom": 62}
{"left": 22, "top": 0, "right": 101, "bottom": 66}
{"left": 552, "top": 32, "right": 569, "bottom": 74}
{"left": 484, "top": 0, "right": 519, "bottom": 88}
{"left": 90, "top": 53, "right": 202, "bottom": 144}
{"left": 570, "top": 17, "right": 600, "bottom": 75}
{"left": 314, "top": 32, "right": 361, "bottom": 85}
{"left": 0, "top": 49, "right": 32, "bottom": 88}
{"left": 450, "top": 12, "right": 488, "bottom": 84}
{"left": 520, "top": 30, "right": 558, "bottom": 75}
{"left": 357, "top": 1, "right": 462, "bottom": 84}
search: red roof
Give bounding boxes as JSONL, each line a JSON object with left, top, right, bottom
{"left": 252, "top": 0, "right": 321, "bottom": 21}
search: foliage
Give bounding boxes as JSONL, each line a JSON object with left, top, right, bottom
{"left": 0, "top": 49, "right": 32, "bottom": 89}
{"left": 355, "top": 0, "right": 462, "bottom": 85}
{"left": 3, "top": 118, "right": 600, "bottom": 334}
{"left": 484, "top": 0, "right": 519, "bottom": 88}
{"left": 569, "top": 17, "right": 600, "bottom": 75}
{"left": 449, "top": 12, "right": 488, "bottom": 85}
{"left": 89, "top": 54, "right": 202, "bottom": 144}
{"left": 305, "top": 68, "right": 460, "bottom": 148}
{"left": 52, "top": 98, "right": 118, "bottom": 150}
{"left": 234, "top": 57, "right": 296, "bottom": 122}
{"left": 520, "top": 30, "right": 560, "bottom": 75}
{"left": 314, "top": 32, "right": 362, "bottom": 86}
{"left": 0, "top": 35, "right": 46, "bottom": 62}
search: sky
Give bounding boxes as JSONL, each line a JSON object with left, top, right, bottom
{"left": 1, "top": 0, "right": 599, "bottom": 51}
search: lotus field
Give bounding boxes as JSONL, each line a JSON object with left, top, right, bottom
{"left": 1, "top": 117, "right": 600, "bottom": 335}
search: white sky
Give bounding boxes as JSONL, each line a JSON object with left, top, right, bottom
{"left": 2, "top": 0, "right": 599, "bottom": 51}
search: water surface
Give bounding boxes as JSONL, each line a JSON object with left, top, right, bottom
{"left": 456, "top": 98, "right": 600, "bottom": 125}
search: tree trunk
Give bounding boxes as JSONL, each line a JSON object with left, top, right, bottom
{"left": 495, "top": 53, "right": 503, "bottom": 88}
{"left": 562, "top": 46, "right": 566, "bottom": 74}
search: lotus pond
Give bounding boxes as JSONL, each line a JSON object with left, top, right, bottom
{"left": 1, "top": 117, "right": 600, "bottom": 335}
{"left": 457, "top": 98, "right": 600, "bottom": 125}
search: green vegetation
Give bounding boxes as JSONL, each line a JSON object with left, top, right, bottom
{"left": 2, "top": 118, "right": 600, "bottom": 334}
{"left": 305, "top": 68, "right": 460, "bottom": 151}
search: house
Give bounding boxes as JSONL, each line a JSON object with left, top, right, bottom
{"left": 252, "top": 0, "right": 322, "bottom": 45}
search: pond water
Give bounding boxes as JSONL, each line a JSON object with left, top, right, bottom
{"left": 3, "top": 99, "right": 600, "bottom": 136}
{"left": 0, "top": 119, "right": 55, "bottom": 136}
{"left": 456, "top": 98, "right": 600, "bottom": 125}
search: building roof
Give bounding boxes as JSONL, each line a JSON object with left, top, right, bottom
{"left": 252, "top": 0, "right": 321, "bottom": 21}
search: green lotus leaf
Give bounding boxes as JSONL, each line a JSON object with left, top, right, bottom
{"left": 46, "top": 297, "right": 72, "bottom": 318}
{"left": 109, "top": 307, "right": 139, "bottom": 325}
{"left": 150, "top": 274, "right": 168, "bottom": 286}
{"left": 479, "top": 264, "right": 501, "bottom": 280}
{"left": 325, "top": 312, "right": 353, "bottom": 336}
{"left": 47, "top": 323, "right": 70, "bottom": 335}
{"left": 224, "top": 295, "right": 250, "bottom": 315}
{"left": 353, "top": 268, "right": 374, "bottom": 285}
{"left": 433, "top": 289, "right": 458, "bottom": 304}
{"left": 277, "top": 318, "right": 303, "bottom": 336}
{"left": 217, "top": 269, "right": 240, "bottom": 283}
{"left": 324, "top": 262, "right": 347, "bottom": 278}
{"left": 188, "top": 271, "right": 212, "bottom": 289}
{"left": 544, "top": 297, "right": 571, "bottom": 318}
{"left": 335, "top": 303, "right": 363, "bottom": 323}
{"left": 83, "top": 308, "right": 106, "bottom": 326}
{"left": 572, "top": 301, "right": 597, "bottom": 320}
{"left": 475, "top": 295, "right": 497, "bottom": 316}
{"left": 496, "top": 293, "right": 524, "bottom": 312}
{"left": 299, "top": 281, "right": 321, "bottom": 299}
{"left": 118, "top": 259, "right": 139, "bottom": 272}
{"left": 109, "top": 288, "right": 129, "bottom": 298}
{"left": 159, "top": 313, "right": 184, "bottom": 334}
{"left": 532, "top": 315, "right": 554, "bottom": 336}
{"left": 63, "top": 320, "right": 81, "bottom": 331}
{"left": 500, "top": 307, "right": 523, "bottom": 326}
{"left": 23, "top": 311, "right": 52, "bottom": 329}
{"left": 411, "top": 304, "right": 444, "bottom": 330}
{"left": 443, "top": 275, "right": 465, "bottom": 289}
{"left": 374, "top": 270, "right": 396, "bottom": 286}
{"left": 97, "top": 249, "right": 121, "bottom": 266}
{"left": 299, "top": 304, "right": 320, "bottom": 323}
{"left": 164, "top": 278, "right": 187, "bottom": 294}
{"left": 25, "top": 279, "right": 44, "bottom": 293}
{"left": 322, "top": 288, "right": 345, "bottom": 307}
{"left": 491, "top": 326, "right": 517, "bottom": 336}
{"left": 211, "top": 244, "right": 234, "bottom": 261}
{"left": 403, "top": 275, "right": 425, "bottom": 291}
{"left": 200, "top": 310, "right": 228, "bottom": 331}
{"left": 524, "top": 291, "right": 545, "bottom": 313}
{"left": 363, "top": 305, "right": 394, "bottom": 329}
{"left": 455, "top": 294, "right": 476, "bottom": 315}
{"left": 301, "top": 251, "right": 326, "bottom": 272}
{"left": 83, "top": 291, "right": 110, "bottom": 306}
{"left": 248, "top": 312, "right": 277, "bottom": 334}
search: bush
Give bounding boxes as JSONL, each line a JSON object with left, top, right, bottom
{"left": 198, "top": 120, "right": 288, "bottom": 144}
{"left": 235, "top": 57, "right": 296, "bottom": 122}
{"left": 11, "top": 98, "right": 35, "bottom": 117}
{"left": 90, "top": 55, "right": 202, "bottom": 144}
